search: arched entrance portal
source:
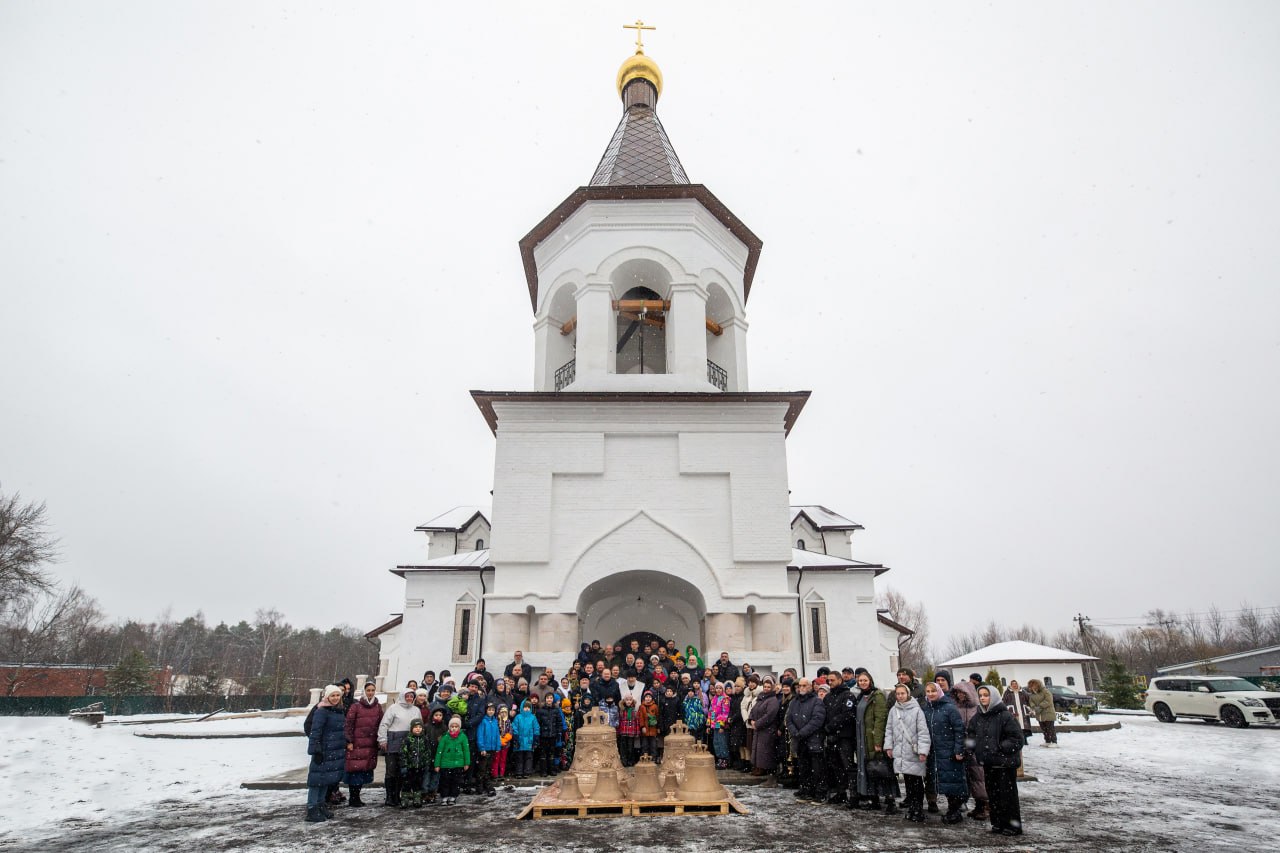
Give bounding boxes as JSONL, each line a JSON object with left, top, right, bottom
{"left": 577, "top": 570, "right": 706, "bottom": 653}
{"left": 616, "top": 631, "right": 666, "bottom": 654}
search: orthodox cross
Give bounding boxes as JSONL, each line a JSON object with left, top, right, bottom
{"left": 623, "top": 19, "right": 655, "bottom": 53}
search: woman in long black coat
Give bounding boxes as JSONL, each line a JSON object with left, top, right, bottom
{"left": 968, "top": 685, "right": 1025, "bottom": 837}
{"left": 306, "top": 685, "right": 348, "bottom": 822}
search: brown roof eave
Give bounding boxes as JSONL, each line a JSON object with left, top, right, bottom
{"left": 365, "top": 614, "right": 403, "bottom": 639}
{"left": 471, "top": 390, "right": 809, "bottom": 437}
{"left": 877, "top": 612, "right": 915, "bottom": 637}
{"left": 518, "top": 184, "right": 763, "bottom": 313}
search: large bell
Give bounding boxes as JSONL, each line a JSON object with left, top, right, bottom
{"left": 628, "top": 755, "right": 663, "bottom": 802}
{"left": 677, "top": 742, "right": 727, "bottom": 801}
{"left": 569, "top": 706, "right": 623, "bottom": 779}
{"left": 662, "top": 719, "right": 695, "bottom": 777}
{"left": 589, "top": 767, "right": 624, "bottom": 801}
{"left": 557, "top": 771, "right": 583, "bottom": 801}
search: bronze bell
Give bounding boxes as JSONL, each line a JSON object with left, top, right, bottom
{"left": 661, "top": 767, "right": 680, "bottom": 794}
{"left": 677, "top": 742, "right": 727, "bottom": 801}
{"left": 662, "top": 718, "right": 695, "bottom": 776}
{"left": 628, "top": 755, "right": 663, "bottom": 802}
{"left": 569, "top": 706, "right": 624, "bottom": 779}
{"left": 590, "top": 767, "right": 624, "bottom": 801}
{"left": 557, "top": 771, "right": 583, "bottom": 801}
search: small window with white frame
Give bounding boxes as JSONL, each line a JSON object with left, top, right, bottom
{"left": 804, "top": 591, "right": 829, "bottom": 662}
{"left": 452, "top": 593, "right": 478, "bottom": 664}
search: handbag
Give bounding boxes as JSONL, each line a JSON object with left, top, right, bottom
{"left": 866, "top": 751, "right": 895, "bottom": 781}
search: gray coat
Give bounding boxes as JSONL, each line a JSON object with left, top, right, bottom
{"left": 377, "top": 698, "right": 423, "bottom": 753}
{"left": 883, "top": 699, "right": 931, "bottom": 777}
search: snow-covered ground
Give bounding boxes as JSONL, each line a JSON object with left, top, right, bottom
{"left": 0, "top": 716, "right": 302, "bottom": 840}
{"left": 0, "top": 715, "right": 1275, "bottom": 851}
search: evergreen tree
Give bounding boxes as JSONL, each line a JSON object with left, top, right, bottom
{"left": 1100, "top": 654, "right": 1142, "bottom": 709}
{"left": 106, "top": 650, "right": 153, "bottom": 697}
{"left": 985, "top": 667, "right": 1003, "bottom": 689}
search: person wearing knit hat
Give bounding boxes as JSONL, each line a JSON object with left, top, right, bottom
{"left": 304, "top": 684, "right": 347, "bottom": 821}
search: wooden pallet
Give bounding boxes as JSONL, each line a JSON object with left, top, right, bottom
{"left": 529, "top": 800, "right": 630, "bottom": 820}
{"left": 631, "top": 799, "right": 729, "bottom": 816}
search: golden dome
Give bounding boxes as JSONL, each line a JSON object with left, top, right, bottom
{"left": 616, "top": 51, "right": 663, "bottom": 98}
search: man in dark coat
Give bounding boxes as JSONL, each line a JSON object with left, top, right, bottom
{"left": 504, "top": 651, "right": 533, "bottom": 686}
{"left": 897, "top": 668, "right": 925, "bottom": 703}
{"left": 591, "top": 669, "right": 622, "bottom": 707}
{"left": 821, "top": 670, "right": 857, "bottom": 804}
{"left": 465, "top": 659, "right": 496, "bottom": 693}
{"left": 715, "top": 652, "right": 740, "bottom": 683}
{"left": 784, "top": 678, "right": 828, "bottom": 802}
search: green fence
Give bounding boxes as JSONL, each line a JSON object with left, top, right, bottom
{"left": 0, "top": 693, "right": 300, "bottom": 717}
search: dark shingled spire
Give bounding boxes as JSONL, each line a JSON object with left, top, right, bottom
{"left": 589, "top": 79, "right": 689, "bottom": 187}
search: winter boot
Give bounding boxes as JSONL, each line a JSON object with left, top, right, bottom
{"left": 864, "top": 795, "right": 883, "bottom": 812}
{"left": 348, "top": 786, "right": 364, "bottom": 808}
{"left": 319, "top": 803, "right": 334, "bottom": 819}
{"left": 926, "top": 796, "right": 939, "bottom": 814}
{"left": 970, "top": 798, "right": 990, "bottom": 821}
{"left": 825, "top": 790, "right": 847, "bottom": 805}
{"left": 907, "top": 807, "right": 926, "bottom": 823}
{"left": 884, "top": 797, "right": 900, "bottom": 815}
{"left": 305, "top": 805, "right": 326, "bottom": 823}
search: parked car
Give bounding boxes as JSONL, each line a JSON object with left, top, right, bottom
{"left": 1145, "top": 676, "right": 1280, "bottom": 728}
{"left": 1047, "top": 685, "right": 1097, "bottom": 712}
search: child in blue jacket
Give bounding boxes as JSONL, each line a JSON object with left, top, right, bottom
{"left": 476, "top": 703, "right": 501, "bottom": 796}
{"left": 510, "top": 700, "right": 540, "bottom": 779}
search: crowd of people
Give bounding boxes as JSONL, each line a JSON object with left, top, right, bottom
{"left": 303, "top": 637, "right": 1037, "bottom": 837}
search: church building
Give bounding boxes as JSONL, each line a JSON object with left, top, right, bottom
{"left": 369, "top": 30, "right": 907, "bottom": 690}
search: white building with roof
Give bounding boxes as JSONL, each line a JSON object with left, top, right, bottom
{"left": 939, "top": 641, "right": 1099, "bottom": 691}
{"left": 369, "top": 36, "right": 906, "bottom": 692}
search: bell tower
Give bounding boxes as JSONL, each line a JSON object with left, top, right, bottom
{"left": 522, "top": 28, "right": 760, "bottom": 394}
{"left": 470, "top": 22, "right": 809, "bottom": 673}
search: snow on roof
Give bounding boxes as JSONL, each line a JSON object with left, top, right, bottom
{"left": 415, "top": 506, "right": 490, "bottom": 532}
{"left": 940, "top": 640, "right": 1098, "bottom": 667}
{"left": 791, "top": 505, "right": 863, "bottom": 531}
{"left": 392, "top": 549, "right": 492, "bottom": 577}
{"left": 787, "top": 549, "right": 886, "bottom": 574}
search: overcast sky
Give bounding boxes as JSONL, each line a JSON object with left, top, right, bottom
{"left": 2, "top": 1, "right": 1277, "bottom": 651}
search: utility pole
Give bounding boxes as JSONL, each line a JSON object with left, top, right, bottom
{"left": 273, "top": 654, "right": 282, "bottom": 710}
{"left": 1073, "top": 614, "right": 1102, "bottom": 693}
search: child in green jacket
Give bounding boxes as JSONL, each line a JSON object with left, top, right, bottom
{"left": 434, "top": 715, "right": 471, "bottom": 805}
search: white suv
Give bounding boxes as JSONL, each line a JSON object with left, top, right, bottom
{"left": 1145, "top": 676, "right": 1280, "bottom": 728}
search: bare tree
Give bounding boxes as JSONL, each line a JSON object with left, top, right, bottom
{"left": 0, "top": 487, "right": 60, "bottom": 615}
{"left": 0, "top": 584, "right": 96, "bottom": 696}
{"left": 875, "top": 586, "right": 931, "bottom": 671}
